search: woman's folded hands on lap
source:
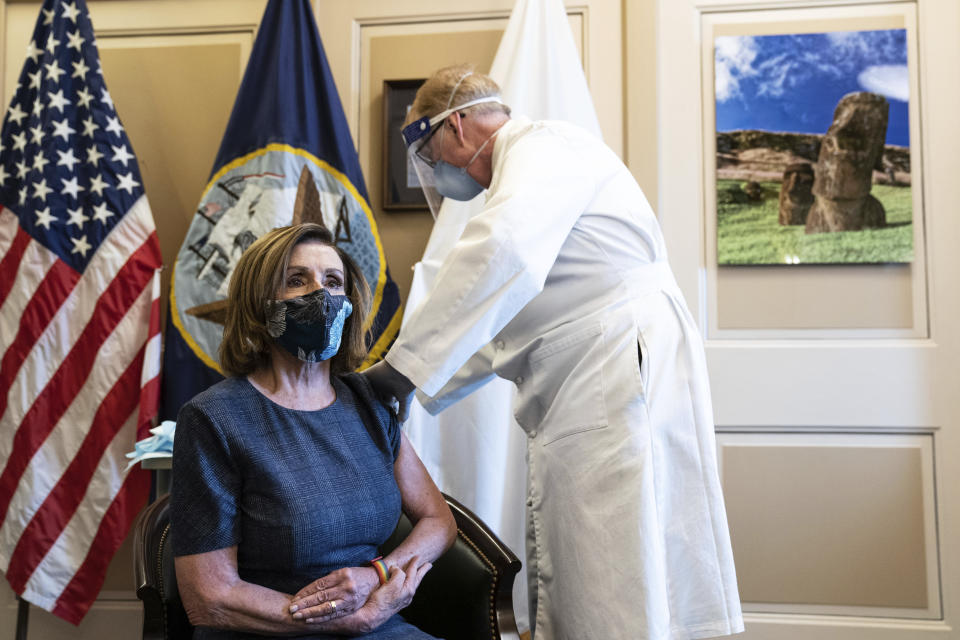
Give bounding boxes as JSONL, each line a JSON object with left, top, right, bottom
{"left": 288, "top": 556, "right": 432, "bottom": 633}
{"left": 289, "top": 565, "right": 380, "bottom": 621}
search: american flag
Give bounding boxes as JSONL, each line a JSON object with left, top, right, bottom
{"left": 0, "top": 0, "right": 161, "bottom": 624}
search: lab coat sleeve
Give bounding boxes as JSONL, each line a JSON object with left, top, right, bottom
{"left": 386, "top": 128, "right": 598, "bottom": 396}
{"left": 415, "top": 344, "right": 497, "bottom": 415}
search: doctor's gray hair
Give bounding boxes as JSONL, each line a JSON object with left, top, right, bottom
{"left": 405, "top": 63, "right": 511, "bottom": 127}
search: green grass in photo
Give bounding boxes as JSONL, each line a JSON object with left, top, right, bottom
{"left": 716, "top": 179, "right": 914, "bottom": 265}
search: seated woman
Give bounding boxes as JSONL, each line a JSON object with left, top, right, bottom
{"left": 171, "top": 223, "right": 456, "bottom": 638}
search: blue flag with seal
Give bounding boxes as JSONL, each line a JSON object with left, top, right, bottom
{"left": 161, "top": 0, "right": 401, "bottom": 418}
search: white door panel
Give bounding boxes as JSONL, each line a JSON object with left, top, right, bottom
{"left": 708, "top": 342, "right": 939, "bottom": 427}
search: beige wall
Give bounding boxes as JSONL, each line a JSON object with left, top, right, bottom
{"left": 624, "top": 0, "right": 658, "bottom": 209}
{"left": 99, "top": 42, "right": 243, "bottom": 335}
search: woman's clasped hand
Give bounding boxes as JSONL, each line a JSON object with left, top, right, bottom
{"left": 288, "top": 557, "right": 432, "bottom": 632}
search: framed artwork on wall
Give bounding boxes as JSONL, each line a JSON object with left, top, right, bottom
{"left": 706, "top": 8, "right": 922, "bottom": 266}
{"left": 699, "top": 3, "right": 928, "bottom": 339}
{"left": 382, "top": 78, "right": 426, "bottom": 210}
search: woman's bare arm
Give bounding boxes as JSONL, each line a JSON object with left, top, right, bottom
{"left": 384, "top": 432, "right": 458, "bottom": 567}
{"left": 175, "top": 546, "right": 374, "bottom": 635}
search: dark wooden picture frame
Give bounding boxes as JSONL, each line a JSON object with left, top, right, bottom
{"left": 382, "top": 78, "right": 427, "bottom": 210}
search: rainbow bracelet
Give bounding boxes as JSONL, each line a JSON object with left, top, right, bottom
{"left": 370, "top": 556, "right": 389, "bottom": 585}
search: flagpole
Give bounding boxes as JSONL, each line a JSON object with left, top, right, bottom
{"left": 15, "top": 596, "right": 29, "bottom": 640}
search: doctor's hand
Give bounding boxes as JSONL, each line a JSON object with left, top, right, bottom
{"left": 362, "top": 361, "right": 416, "bottom": 421}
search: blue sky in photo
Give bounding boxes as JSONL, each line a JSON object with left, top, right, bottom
{"left": 715, "top": 29, "right": 909, "bottom": 146}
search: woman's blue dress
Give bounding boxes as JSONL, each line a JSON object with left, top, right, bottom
{"left": 171, "top": 373, "right": 438, "bottom": 639}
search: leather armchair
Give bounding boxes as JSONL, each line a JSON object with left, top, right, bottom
{"left": 133, "top": 493, "right": 522, "bottom": 640}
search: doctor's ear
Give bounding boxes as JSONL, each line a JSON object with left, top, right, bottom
{"left": 446, "top": 113, "right": 467, "bottom": 143}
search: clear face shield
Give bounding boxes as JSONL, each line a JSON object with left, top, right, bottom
{"left": 402, "top": 95, "right": 503, "bottom": 218}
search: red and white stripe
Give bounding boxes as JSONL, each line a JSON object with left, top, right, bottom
{"left": 0, "top": 196, "right": 161, "bottom": 623}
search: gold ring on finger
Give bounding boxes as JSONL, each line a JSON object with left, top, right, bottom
{"left": 330, "top": 600, "right": 337, "bottom": 613}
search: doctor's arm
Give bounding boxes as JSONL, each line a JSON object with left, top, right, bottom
{"left": 362, "top": 360, "right": 415, "bottom": 421}
{"left": 364, "top": 343, "right": 497, "bottom": 420}
{"left": 384, "top": 130, "right": 598, "bottom": 397}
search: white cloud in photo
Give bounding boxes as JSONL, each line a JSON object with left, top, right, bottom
{"left": 715, "top": 35, "right": 758, "bottom": 101}
{"left": 816, "top": 62, "right": 844, "bottom": 79}
{"left": 826, "top": 31, "right": 870, "bottom": 56}
{"left": 756, "top": 53, "right": 796, "bottom": 97}
{"left": 716, "top": 30, "right": 908, "bottom": 107}
{"left": 715, "top": 62, "right": 738, "bottom": 102}
{"left": 826, "top": 31, "right": 855, "bottom": 45}
{"left": 858, "top": 64, "right": 909, "bottom": 101}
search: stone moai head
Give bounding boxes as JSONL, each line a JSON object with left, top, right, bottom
{"left": 783, "top": 163, "right": 814, "bottom": 201}
{"left": 813, "top": 92, "right": 889, "bottom": 201}
{"left": 778, "top": 162, "right": 815, "bottom": 225}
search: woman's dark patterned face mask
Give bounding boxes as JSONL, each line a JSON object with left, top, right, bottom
{"left": 265, "top": 288, "right": 353, "bottom": 363}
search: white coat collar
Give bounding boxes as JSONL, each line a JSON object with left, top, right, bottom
{"left": 489, "top": 116, "right": 536, "bottom": 193}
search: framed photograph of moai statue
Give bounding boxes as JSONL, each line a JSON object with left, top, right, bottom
{"left": 382, "top": 79, "right": 427, "bottom": 211}
{"left": 703, "top": 5, "right": 924, "bottom": 267}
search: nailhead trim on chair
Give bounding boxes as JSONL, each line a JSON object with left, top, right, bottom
{"left": 157, "top": 523, "right": 171, "bottom": 636}
{"left": 456, "top": 527, "right": 501, "bottom": 640}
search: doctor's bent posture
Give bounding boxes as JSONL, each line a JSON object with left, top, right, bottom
{"left": 364, "top": 65, "right": 743, "bottom": 640}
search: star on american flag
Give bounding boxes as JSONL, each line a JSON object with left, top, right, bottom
{"left": 0, "top": 0, "right": 145, "bottom": 273}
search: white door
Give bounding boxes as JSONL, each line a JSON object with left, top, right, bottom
{"left": 0, "top": 0, "right": 262, "bottom": 636}
{"left": 658, "top": 1, "right": 959, "bottom": 639}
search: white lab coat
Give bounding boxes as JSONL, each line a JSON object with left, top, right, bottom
{"left": 386, "top": 118, "right": 743, "bottom": 640}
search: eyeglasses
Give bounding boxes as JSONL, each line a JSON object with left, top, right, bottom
{"left": 414, "top": 125, "right": 442, "bottom": 168}
{"left": 413, "top": 111, "right": 465, "bottom": 168}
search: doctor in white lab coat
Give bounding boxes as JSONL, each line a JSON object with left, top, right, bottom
{"left": 365, "top": 65, "right": 743, "bottom": 640}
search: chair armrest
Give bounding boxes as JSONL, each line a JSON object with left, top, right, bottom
{"left": 383, "top": 493, "right": 522, "bottom": 640}
{"left": 132, "top": 494, "right": 194, "bottom": 640}
{"left": 132, "top": 496, "right": 172, "bottom": 640}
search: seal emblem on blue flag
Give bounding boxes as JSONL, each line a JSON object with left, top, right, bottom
{"left": 161, "top": 0, "right": 401, "bottom": 418}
